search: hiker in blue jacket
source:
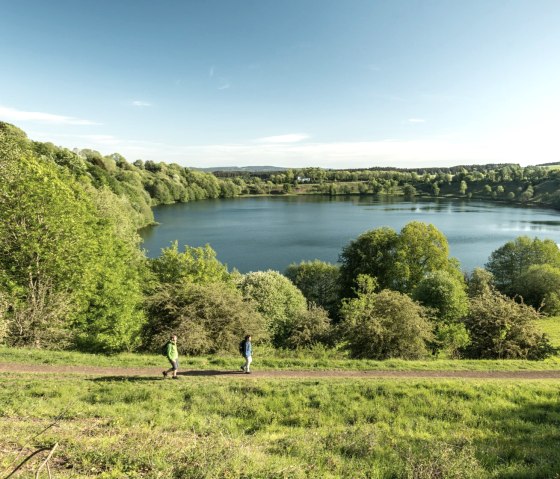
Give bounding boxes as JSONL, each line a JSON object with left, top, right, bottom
{"left": 240, "top": 334, "right": 252, "bottom": 374}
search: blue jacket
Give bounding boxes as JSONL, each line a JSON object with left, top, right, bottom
{"left": 244, "top": 340, "right": 252, "bottom": 357}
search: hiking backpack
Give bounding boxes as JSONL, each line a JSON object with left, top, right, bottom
{"left": 161, "top": 342, "right": 169, "bottom": 356}
{"left": 238, "top": 339, "right": 246, "bottom": 357}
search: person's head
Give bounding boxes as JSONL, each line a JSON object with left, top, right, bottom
{"left": 245, "top": 334, "right": 251, "bottom": 341}
{"left": 171, "top": 334, "right": 177, "bottom": 343}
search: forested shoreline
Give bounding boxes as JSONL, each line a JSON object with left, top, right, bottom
{"left": 1, "top": 121, "right": 559, "bottom": 360}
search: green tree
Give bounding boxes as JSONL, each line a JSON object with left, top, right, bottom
{"left": 394, "top": 222, "right": 460, "bottom": 293}
{"left": 467, "top": 267, "right": 494, "bottom": 297}
{"left": 403, "top": 184, "right": 416, "bottom": 197}
{"left": 514, "top": 264, "right": 560, "bottom": 314}
{"left": 463, "top": 290, "right": 553, "bottom": 359}
{"left": 412, "top": 271, "right": 469, "bottom": 356}
{"left": 144, "top": 282, "right": 267, "bottom": 355}
{"left": 432, "top": 182, "right": 440, "bottom": 196}
{"left": 339, "top": 222, "right": 460, "bottom": 296}
{"left": 339, "top": 277, "right": 432, "bottom": 359}
{"left": 459, "top": 180, "right": 468, "bottom": 195}
{"left": 0, "top": 126, "right": 145, "bottom": 351}
{"left": 486, "top": 236, "right": 560, "bottom": 295}
{"left": 150, "top": 241, "right": 230, "bottom": 286}
{"left": 237, "top": 271, "right": 307, "bottom": 346}
{"left": 285, "top": 260, "right": 341, "bottom": 319}
{"left": 412, "top": 271, "right": 468, "bottom": 323}
{"left": 339, "top": 227, "right": 399, "bottom": 296}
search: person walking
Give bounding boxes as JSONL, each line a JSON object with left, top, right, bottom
{"left": 240, "top": 334, "right": 253, "bottom": 374}
{"left": 163, "top": 334, "right": 179, "bottom": 379}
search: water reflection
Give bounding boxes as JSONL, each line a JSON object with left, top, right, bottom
{"left": 140, "top": 197, "right": 560, "bottom": 273}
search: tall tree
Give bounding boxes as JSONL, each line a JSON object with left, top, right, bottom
{"left": 486, "top": 236, "right": 560, "bottom": 295}
{"left": 0, "top": 124, "right": 145, "bottom": 351}
{"left": 285, "top": 260, "right": 341, "bottom": 319}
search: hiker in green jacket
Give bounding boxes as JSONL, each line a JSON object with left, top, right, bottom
{"left": 163, "top": 334, "right": 179, "bottom": 379}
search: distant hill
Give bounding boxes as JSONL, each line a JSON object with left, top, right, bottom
{"left": 195, "top": 165, "right": 288, "bottom": 173}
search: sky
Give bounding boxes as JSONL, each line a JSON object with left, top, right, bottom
{"left": 1, "top": 0, "right": 559, "bottom": 169}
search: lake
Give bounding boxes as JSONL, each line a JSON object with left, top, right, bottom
{"left": 139, "top": 196, "right": 560, "bottom": 273}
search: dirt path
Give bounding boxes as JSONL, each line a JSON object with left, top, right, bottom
{"left": 2, "top": 362, "right": 560, "bottom": 379}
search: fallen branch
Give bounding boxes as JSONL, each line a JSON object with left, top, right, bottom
{"left": 35, "top": 442, "right": 58, "bottom": 479}
{"left": 4, "top": 448, "right": 50, "bottom": 479}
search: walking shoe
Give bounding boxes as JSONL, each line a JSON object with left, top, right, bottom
{"left": 240, "top": 366, "right": 245, "bottom": 372}
{"left": 172, "top": 376, "right": 179, "bottom": 380}
{"left": 245, "top": 371, "right": 251, "bottom": 374}
{"left": 162, "top": 371, "right": 168, "bottom": 378}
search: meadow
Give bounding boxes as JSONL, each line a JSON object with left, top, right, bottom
{"left": 2, "top": 319, "right": 560, "bottom": 478}
{"left": 2, "top": 374, "right": 560, "bottom": 478}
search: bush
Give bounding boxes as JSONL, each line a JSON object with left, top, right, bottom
{"left": 463, "top": 291, "right": 554, "bottom": 359}
{"left": 413, "top": 271, "right": 468, "bottom": 323}
{"left": 339, "top": 277, "right": 433, "bottom": 359}
{"left": 237, "top": 271, "right": 307, "bottom": 346}
{"left": 144, "top": 282, "right": 267, "bottom": 355}
{"left": 281, "top": 304, "right": 333, "bottom": 350}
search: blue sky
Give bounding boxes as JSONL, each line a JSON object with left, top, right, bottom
{"left": 1, "top": 0, "right": 559, "bottom": 168}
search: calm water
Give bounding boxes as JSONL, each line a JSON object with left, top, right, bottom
{"left": 139, "top": 196, "right": 560, "bottom": 273}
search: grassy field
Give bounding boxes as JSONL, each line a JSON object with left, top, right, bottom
{"left": 537, "top": 316, "right": 560, "bottom": 348}
{"left": 2, "top": 374, "right": 560, "bottom": 478}
{"left": 2, "top": 344, "right": 560, "bottom": 372}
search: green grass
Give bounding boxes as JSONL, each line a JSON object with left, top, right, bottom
{"left": 537, "top": 316, "right": 560, "bottom": 348}
{"left": 2, "top": 345, "right": 560, "bottom": 372}
{"left": 2, "top": 375, "right": 560, "bottom": 478}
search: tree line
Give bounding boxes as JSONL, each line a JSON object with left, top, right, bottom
{"left": 0, "top": 122, "right": 558, "bottom": 360}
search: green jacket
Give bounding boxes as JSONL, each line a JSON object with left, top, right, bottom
{"left": 166, "top": 341, "right": 178, "bottom": 361}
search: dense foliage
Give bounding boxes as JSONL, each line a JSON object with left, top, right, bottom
{"left": 340, "top": 276, "right": 433, "bottom": 359}
{"left": 0, "top": 124, "right": 145, "bottom": 352}
{"left": 2, "top": 122, "right": 560, "bottom": 360}
{"left": 284, "top": 260, "right": 341, "bottom": 319}
{"left": 486, "top": 236, "right": 560, "bottom": 295}
{"left": 339, "top": 221, "right": 461, "bottom": 296}
{"left": 143, "top": 282, "right": 267, "bottom": 355}
{"left": 463, "top": 290, "right": 553, "bottom": 359}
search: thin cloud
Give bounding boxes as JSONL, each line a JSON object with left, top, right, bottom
{"left": 256, "top": 134, "right": 310, "bottom": 144}
{"left": 218, "top": 82, "right": 231, "bottom": 90}
{"left": 27, "top": 131, "right": 559, "bottom": 170}
{"left": 0, "top": 105, "right": 99, "bottom": 125}
{"left": 408, "top": 118, "right": 426, "bottom": 123}
{"left": 131, "top": 100, "right": 152, "bottom": 107}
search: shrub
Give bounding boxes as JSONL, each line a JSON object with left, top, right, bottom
{"left": 463, "top": 291, "right": 554, "bottom": 359}
{"left": 413, "top": 271, "right": 469, "bottom": 323}
{"left": 237, "top": 271, "right": 307, "bottom": 346}
{"left": 281, "top": 304, "right": 333, "bottom": 349}
{"left": 339, "top": 277, "right": 433, "bottom": 359}
{"left": 144, "top": 282, "right": 267, "bottom": 355}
